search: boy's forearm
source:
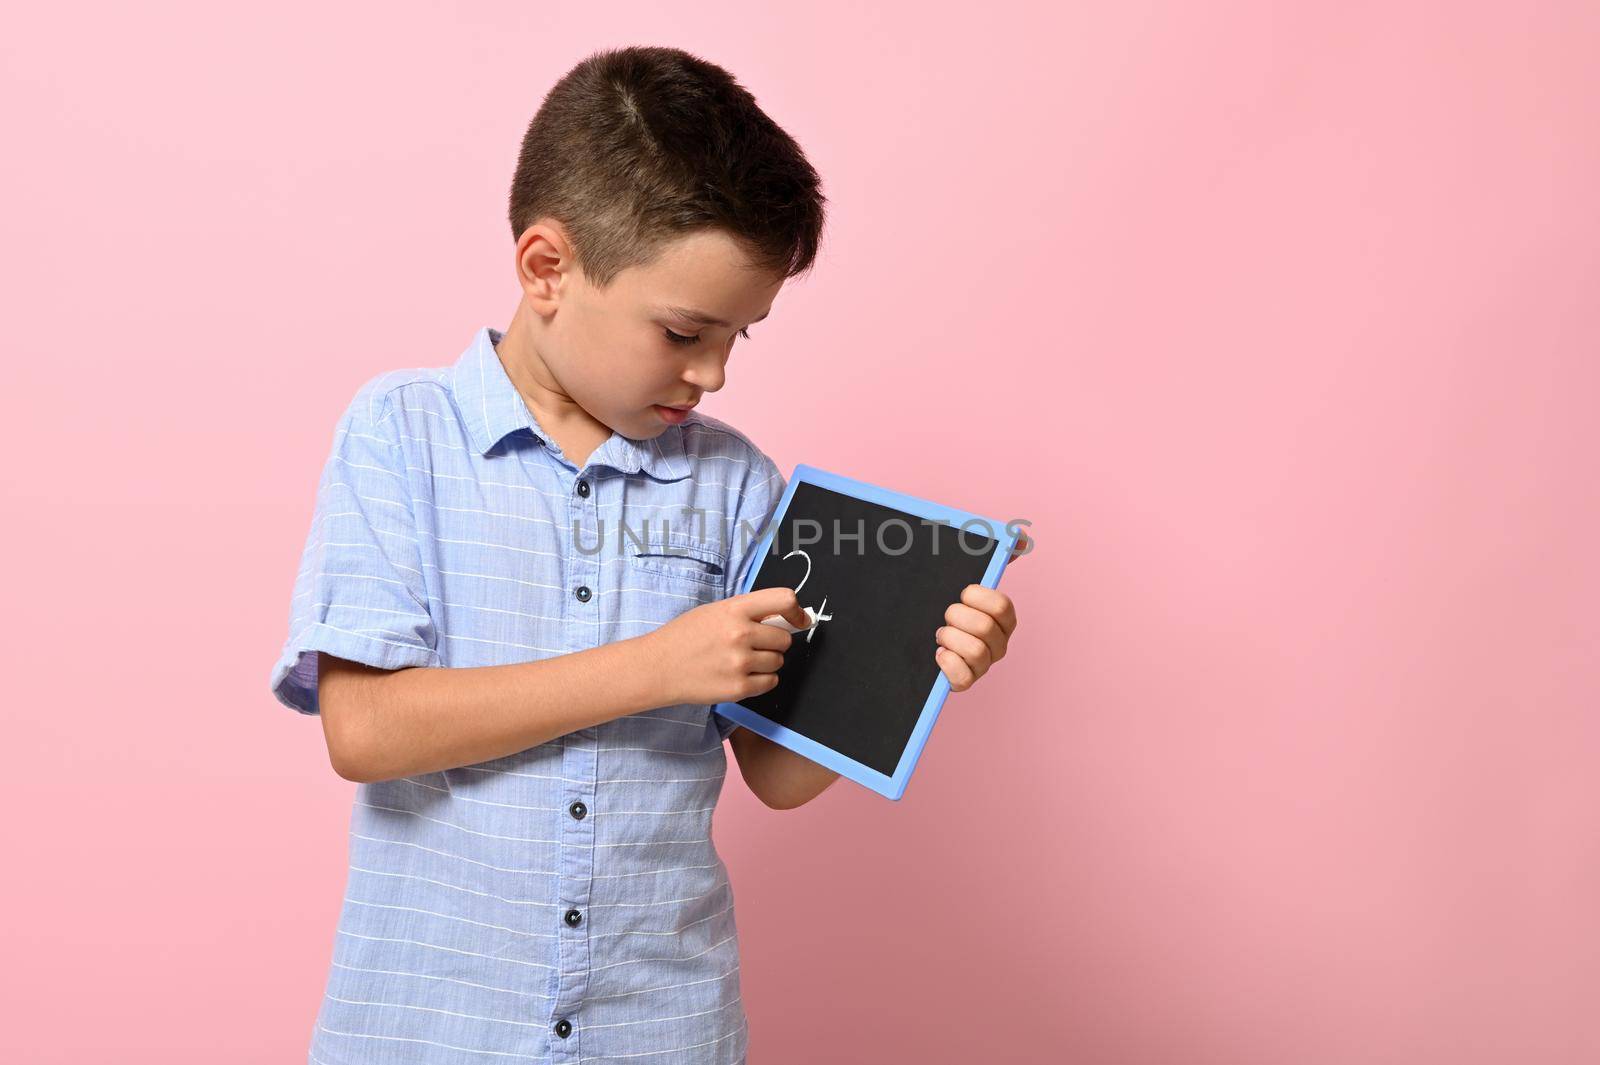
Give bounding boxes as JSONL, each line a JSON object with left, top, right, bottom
{"left": 320, "top": 632, "right": 675, "bottom": 783}
{"left": 731, "top": 728, "right": 841, "bottom": 809}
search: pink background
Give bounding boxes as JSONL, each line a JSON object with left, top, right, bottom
{"left": 5, "top": 3, "right": 1598, "bottom": 1062}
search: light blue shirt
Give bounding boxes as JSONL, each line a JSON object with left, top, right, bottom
{"left": 269, "top": 326, "right": 784, "bottom": 1064}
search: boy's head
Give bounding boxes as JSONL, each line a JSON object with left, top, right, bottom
{"left": 503, "top": 46, "right": 826, "bottom": 441}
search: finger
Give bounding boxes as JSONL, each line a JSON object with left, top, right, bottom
{"left": 759, "top": 603, "right": 811, "bottom": 630}
{"left": 742, "top": 672, "right": 781, "bottom": 698}
{"left": 1009, "top": 530, "right": 1032, "bottom": 561}
{"left": 942, "top": 601, "right": 1007, "bottom": 664}
{"left": 935, "top": 623, "right": 991, "bottom": 677}
{"left": 746, "top": 649, "right": 785, "bottom": 674}
{"left": 779, "top": 600, "right": 811, "bottom": 629}
{"left": 936, "top": 645, "right": 976, "bottom": 692}
{"left": 735, "top": 585, "right": 803, "bottom": 621}
{"left": 960, "top": 585, "right": 1016, "bottom": 637}
{"left": 748, "top": 623, "right": 794, "bottom": 653}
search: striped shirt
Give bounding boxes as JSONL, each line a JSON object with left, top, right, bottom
{"left": 268, "top": 326, "right": 785, "bottom": 1064}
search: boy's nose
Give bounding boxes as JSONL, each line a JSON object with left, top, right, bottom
{"left": 684, "top": 362, "right": 725, "bottom": 393}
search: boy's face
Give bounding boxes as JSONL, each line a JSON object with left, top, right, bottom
{"left": 522, "top": 225, "right": 786, "bottom": 441}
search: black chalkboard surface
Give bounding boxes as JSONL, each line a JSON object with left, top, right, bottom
{"left": 713, "top": 464, "right": 1020, "bottom": 800}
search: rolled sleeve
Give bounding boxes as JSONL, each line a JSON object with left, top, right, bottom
{"left": 269, "top": 381, "right": 438, "bottom": 715}
{"left": 715, "top": 452, "right": 787, "bottom": 740}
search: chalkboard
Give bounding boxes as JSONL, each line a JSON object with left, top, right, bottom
{"left": 713, "top": 464, "right": 1019, "bottom": 800}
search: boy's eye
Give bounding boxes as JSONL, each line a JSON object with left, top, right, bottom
{"left": 663, "top": 326, "right": 754, "bottom": 346}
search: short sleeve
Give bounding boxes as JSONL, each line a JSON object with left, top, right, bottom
{"left": 268, "top": 382, "right": 438, "bottom": 715}
{"left": 714, "top": 451, "right": 787, "bottom": 740}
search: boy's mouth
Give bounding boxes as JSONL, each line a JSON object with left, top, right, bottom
{"left": 653, "top": 403, "right": 693, "bottom": 425}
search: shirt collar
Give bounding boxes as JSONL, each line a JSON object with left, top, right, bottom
{"left": 452, "top": 327, "right": 690, "bottom": 481}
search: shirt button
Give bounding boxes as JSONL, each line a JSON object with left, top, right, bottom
{"left": 554, "top": 1019, "right": 573, "bottom": 1038}
{"left": 575, "top": 585, "right": 592, "bottom": 603}
{"left": 569, "top": 800, "right": 587, "bottom": 820}
{"left": 576, "top": 479, "right": 590, "bottom": 497}
{"left": 565, "top": 908, "right": 583, "bottom": 927}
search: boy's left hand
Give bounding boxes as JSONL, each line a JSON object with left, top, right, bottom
{"left": 934, "top": 532, "right": 1027, "bottom": 692}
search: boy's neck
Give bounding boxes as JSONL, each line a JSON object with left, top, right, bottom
{"left": 495, "top": 306, "right": 612, "bottom": 468}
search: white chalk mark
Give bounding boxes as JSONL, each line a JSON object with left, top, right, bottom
{"left": 758, "top": 549, "right": 836, "bottom": 642}
{"left": 805, "top": 596, "right": 834, "bottom": 643}
{"left": 783, "top": 548, "right": 813, "bottom": 595}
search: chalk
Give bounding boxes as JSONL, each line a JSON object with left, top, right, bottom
{"left": 759, "top": 596, "right": 834, "bottom": 643}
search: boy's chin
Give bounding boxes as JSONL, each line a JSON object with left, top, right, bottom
{"left": 617, "top": 407, "right": 672, "bottom": 440}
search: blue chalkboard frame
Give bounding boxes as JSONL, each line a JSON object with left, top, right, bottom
{"left": 712, "top": 463, "right": 1021, "bottom": 801}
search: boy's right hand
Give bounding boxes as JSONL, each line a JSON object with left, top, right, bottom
{"left": 645, "top": 587, "right": 811, "bottom": 706}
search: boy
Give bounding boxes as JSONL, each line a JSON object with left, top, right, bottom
{"left": 269, "top": 45, "right": 1019, "bottom": 1064}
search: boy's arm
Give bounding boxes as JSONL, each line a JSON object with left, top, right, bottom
{"left": 728, "top": 728, "right": 841, "bottom": 810}
{"left": 318, "top": 586, "right": 810, "bottom": 783}
{"left": 318, "top": 632, "right": 673, "bottom": 784}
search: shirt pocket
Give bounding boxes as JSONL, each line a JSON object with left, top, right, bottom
{"left": 625, "top": 529, "right": 727, "bottom": 595}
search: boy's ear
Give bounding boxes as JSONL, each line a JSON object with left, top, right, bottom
{"left": 514, "top": 218, "right": 574, "bottom": 313}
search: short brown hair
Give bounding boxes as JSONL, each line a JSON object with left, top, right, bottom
{"left": 508, "top": 46, "right": 826, "bottom": 287}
